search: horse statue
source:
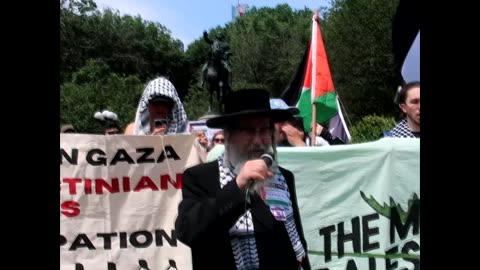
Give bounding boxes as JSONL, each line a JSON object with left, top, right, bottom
{"left": 201, "top": 31, "right": 232, "bottom": 112}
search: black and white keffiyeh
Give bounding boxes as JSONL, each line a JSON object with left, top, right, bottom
{"left": 388, "top": 119, "right": 416, "bottom": 138}
{"left": 133, "top": 77, "right": 188, "bottom": 135}
{"left": 218, "top": 154, "right": 306, "bottom": 270}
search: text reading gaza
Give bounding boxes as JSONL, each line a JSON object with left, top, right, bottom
{"left": 60, "top": 145, "right": 181, "bottom": 166}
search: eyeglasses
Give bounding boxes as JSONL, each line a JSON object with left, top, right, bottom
{"left": 235, "top": 126, "right": 272, "bottom": 138}
{"left": 214, "top": 138, "right": 225, "bottom": 143}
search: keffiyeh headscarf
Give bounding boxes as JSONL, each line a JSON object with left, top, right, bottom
{"left": 388, "top": 119, "right": 417, "bottom": 138}
{"left": 133, "top": 77, "right": 188, "bottom": 135}
{"left": 218, "top": 154, "right": 306, "bottom": 270}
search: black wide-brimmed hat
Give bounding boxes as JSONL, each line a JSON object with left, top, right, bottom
{"left": 206, "top": 88, "right": 292, "bottom": 128}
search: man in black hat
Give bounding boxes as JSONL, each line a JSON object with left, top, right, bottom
{"left": 175, "top": 89, "right": 311, "bottom": 270}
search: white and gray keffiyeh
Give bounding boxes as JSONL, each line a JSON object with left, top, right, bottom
{"left": 218, "top": 154, "right": 306, "bottom": 270}
{"left": 388, "top": 119, "right": 416, "bottom": 138}
{"left": 133, "top": 77, "right": 188, "bottom": 135}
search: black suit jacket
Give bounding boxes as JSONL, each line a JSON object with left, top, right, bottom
{"left": 175, "top": 161, "right": 311, "bottom": 270}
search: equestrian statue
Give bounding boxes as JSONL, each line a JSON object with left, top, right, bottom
{"left": 201, "top": 31, "right": 232, "bottom": 113}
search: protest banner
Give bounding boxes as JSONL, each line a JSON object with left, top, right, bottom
{"left": 61, "top": 135, "right": 419, "bottom": 270}
{"left": 60, "top": 134, "right": 197, "bottom": 270}
{"left": 277, "top": 138, "right": 420, "bottom": 270}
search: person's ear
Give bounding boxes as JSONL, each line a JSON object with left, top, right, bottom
{"left": 399, "top": 103, "right": 407, "bottom": 113}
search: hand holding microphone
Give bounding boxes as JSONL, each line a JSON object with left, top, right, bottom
{"left": 235, "top": 152, "right": 275, "bottom": 191}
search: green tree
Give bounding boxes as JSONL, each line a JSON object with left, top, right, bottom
{"left": 60, "top": 59, "right": 144, "bottom": 133}
{"left": 182, "top": 85, "right": 216, "bottom": 121}
{"left": 60, "top": 0, "right": 188, "bottom": 98}
{"left": 322, "top": 0, "right": 400, "bottom": 123}
{"left": 350, "top": 115, "right": 395, "bottom": 143}
{"left": 60, "top": 0, "right": 403, "bottom": 128}
{"left": 184, "top": 5, "right": 317, "bottom": 99}
{"left": 227, "top": 5, "right": 313, "bottom": 96}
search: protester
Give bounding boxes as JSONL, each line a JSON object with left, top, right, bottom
{"left": 176, "top": 89, "right": 311, "bottom": 270}
{"left": 94, "top": 110, "right": 122, "bottom": 135}
{"left": 206, "top": 143, "right": 225, "bottom": 162}
{"left": 309, "top": 123, "right": 345, "bottom": 145}
{"left": 383, "top": 81, "right": 420, "bottom": 138}
{"left": 124, "top": 77, "right": 188, "bottom": 135}
{"left": 124, "top": 121, "right": 135, "bottom": 135}
{"left": 270, "top": 98, "right": 345, "bottom": 146}
{"left": 269, "top": 98, "right": 307, "bottom": 147}
{"left": 196, "top": 130, "right": 209, "bottom": 150}
{"left": 208, "top": 130, "right": 225, "bottom": 151}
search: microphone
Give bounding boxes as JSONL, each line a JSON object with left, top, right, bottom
{"left": 260, "top": 152, "right": 274, "bottom": 168}
{"left": 246, "top": 150, "right": 275, "bottom": 203}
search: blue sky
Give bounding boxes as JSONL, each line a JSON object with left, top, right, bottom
{"left": 94, "top": 0, "right": 330, "bottom": 47}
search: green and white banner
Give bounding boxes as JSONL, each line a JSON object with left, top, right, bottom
{"left": 278, "top": 138, "right": 420, "bottom": 270}
{"left": 60, "top": 134, "right": 419, "bottom": 270}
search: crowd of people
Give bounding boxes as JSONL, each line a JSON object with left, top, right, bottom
{"left": 60, "top": 76, "right": 420, "bottom": 270}
{"left": 61, "top": 76, "right": 420, "bottom": 145}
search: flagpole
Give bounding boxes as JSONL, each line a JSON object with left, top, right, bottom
{"left": 311, "top": 104, "right": 317, "bottom": 146}
{"left": 310, "top": 10, "right": 318, "bottom": 146}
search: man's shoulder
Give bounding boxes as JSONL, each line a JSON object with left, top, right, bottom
{"left": 183, "top": 161, "right": 220, "bottom": 189}
{"left": 382, "top": 120, "right": 404, "bottom": 138}
{"left": 382, "top": 131, "right": 394, "bottom": 138}
{"left": 279, "top": 166, "right": 294, "bottom": 179}
{"left": 184, "top": 160, "right": 218, "bottom": 175}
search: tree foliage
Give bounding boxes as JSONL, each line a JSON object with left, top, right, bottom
{"left": 322, "top": 0, "right": 400, "bottom": 123}
{"left": 60, "top": 59, "right": 144, "bottom": 133}
{"left": 60, "top": 0, "right": 189, "bottom": 97}
{"left": 350, "top": 114, "right": 395, "bottom": 143}
{"left": 227, "top": 5, "right": 313, "bottom": 96}
{"left": 182, "top": 85, "right": 218, "bottom": 121}
{"left": 60, "top": 0, "right": 404, "bottom": 132}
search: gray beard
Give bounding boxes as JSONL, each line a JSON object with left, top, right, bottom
{"left": 224, "top": 144, "right": 249, "bottom": 175}
{"left": 225, "top": 142, "right": 276, "bottom": 195}
{"left": 225, "top": 142, "right": 271, "bottom": 170}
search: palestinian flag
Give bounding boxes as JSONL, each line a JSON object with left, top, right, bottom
{"left": 280, "top": 45, "right": 309, "bottom": 107}
{"left": 297, "top": 13, "right": 338, "bottom": 131}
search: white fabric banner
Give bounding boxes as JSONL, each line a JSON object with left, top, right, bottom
{"left": 60, "top": 134, "right": 197, "bottom": 270}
